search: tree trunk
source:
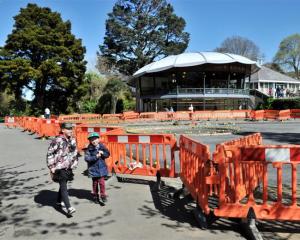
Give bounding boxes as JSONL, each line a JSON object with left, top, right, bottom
{"left": 111, "top": 97, "right": 117, "bottom": 114}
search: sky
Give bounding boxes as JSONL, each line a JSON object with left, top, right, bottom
{"left": 0, "top": 0, "right": 300, "bottom": 72}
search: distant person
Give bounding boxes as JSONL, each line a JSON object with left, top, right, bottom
{"left": 84, "top": 132, "right": 110, "bottom": 204}
{"left": 188, "top": 104, "right": 194, "bottom": 112}
{"left": 275, "top": 86, "right": 281, "bottom": 98}
{"left": 280, "top": 87, "right": 284, "bottom": 98}
{"left": 46, "top": 122, "right": 78, "bottom": 216}
{"left": 170, "top": 106, "right": 174, "bottom": 112}
{"left": 286, "top": 88, "right": 290, "bottom": 97}
{"left": 268, "top": 88, "right": 272, "bottom": 96}
{"left": 44, "top": 108, "right": 50, "bottom": 119}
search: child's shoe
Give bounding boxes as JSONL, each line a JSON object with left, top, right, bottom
{"left": 93, "top": 195, "right": 99, "bottom": 203}
{"left": 101, "top": 195, "right": 108, "bottom": 203}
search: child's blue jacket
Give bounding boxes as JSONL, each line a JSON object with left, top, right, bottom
{"left": 84, "top": 143, "right": 110, "bottom": 177}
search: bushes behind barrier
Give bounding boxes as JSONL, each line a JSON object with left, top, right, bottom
{"left": 264, "top": 98, "right": 300, "bottom": 110}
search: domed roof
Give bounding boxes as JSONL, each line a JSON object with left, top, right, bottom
{"left": 133, "top": 51, "right": 260, "bottom": 77}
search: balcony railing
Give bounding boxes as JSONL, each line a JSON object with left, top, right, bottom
{"left": 142, "top": 88, "right": 249, "bottom": 96}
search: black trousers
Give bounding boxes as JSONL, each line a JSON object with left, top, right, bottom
{"left": 57, "top": 179, "right": 71, "bottom": 209}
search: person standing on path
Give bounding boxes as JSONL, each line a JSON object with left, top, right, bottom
{"left": 46, "top": 122, "right": 78, "bottom": 216}
{"left": 84, "top": 132, "right": 110, "bottom": 204}
{"left": 44, "top": 108, "right": 50, "bottom": 119}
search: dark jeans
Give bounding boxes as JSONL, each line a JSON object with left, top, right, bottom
{"left": 57, "top": 179, "right": 71, "bottom": 209}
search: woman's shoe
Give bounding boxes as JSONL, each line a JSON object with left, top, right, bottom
{"left": 67, "top": 206, "right": 76, "bottom": 215}
{"left": 55, "top": 202, "right": 65, "bottom": 208}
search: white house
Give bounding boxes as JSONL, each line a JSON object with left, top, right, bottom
{"left": 250, "top": 66, "right": 300, "bottom": 97}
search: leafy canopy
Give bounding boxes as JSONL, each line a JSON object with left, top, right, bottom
{"left": 98, "top": 0, "right": 190, "bottom": 75}
{"left": 274, "top": 34, "right": 300, "bottom": 79}
{"left": 0, "top": 3, "right": 86, "bottom": 114}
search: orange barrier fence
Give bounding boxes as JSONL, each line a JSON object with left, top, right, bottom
{"left": 75, "top": 125, "right": 125, "bottom": 152}
{"left": 290, "top": 109, "right": 300, "bottom": 119}
{"left": 192, "top": 110, "right": 252, "bottom": 121}
{"left": 251, "top": 110, "right": 264, "bottom": 120}
{"left": 39, "top": 119, "right": 60, "bottom": 138}
{"left": 264, "top": 110, "right": 280, "bottom": 120}
{"left": 58, "top": 114, "right": 101, "bottom": 123}
{"left": 139, "top": 112, "right": 157, "bottom": 121}
{"left": 179, "top": 135, "right": 212, "bottom": 214}
{"left": 231, "top": 110, "right": 252, "bottom": 119}
{"left": 214, "top": 145, "right": 300, "bottom": 221}
{"left": 192, "top": 111, "right": 214, "bottom": 120}
{"left": 121, "top": 111, "right": 139, "bottom": 121}
{"left": 79, "top": 114, "right": 102, "bottom": 123}
{"left": 278, "top": 109, "right": 291, "bottom": 120}
{"left": 156, "top": 112, "right": 175, "bottom": 121}
{"left": 4, "top": 116, "right": 16, "bottom": 128}
{"left": 58, "top": 114, "right": 81, "bottom": 123}
{"left": 101, "top": 134, "right": 177, "bottom": 178}
{"left": 174, "top": 111, "right": 191, "bottom": 121}
{"left": 101, "top": 114, "right": 122, "bottom": 123}
{"left": 213, "top": 133, "right": 262, "bottom": 163}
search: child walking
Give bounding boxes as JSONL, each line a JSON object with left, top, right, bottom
{"left": 84, "top": 132, "right": 110, "bottom": 204}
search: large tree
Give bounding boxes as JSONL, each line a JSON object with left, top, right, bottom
{"left": 78, "top": 72, "right": 108, "bottom": 113}
{"left": 274, "top": 34, "right": 300, "bottom": 79}
{"left": 98, "top": 0, "right": 190, "bottom": 76}
{"left": 0, "top": 3, "right": 86, "bottom": 114}
{"left": 215, "top": 36, "right": 263, "bottom": 61}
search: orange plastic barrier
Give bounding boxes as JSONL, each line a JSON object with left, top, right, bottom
{"left": 290, "top": 109, "right": 300, "bottom": 119}
{"left": 251, "top": 110, "right": 264, "bottom": 120}
{"left": 4, "top": 116, "right": 16, "bottom": 128}
{"left": 231, "top": 110, "right": 252, "bottom": 119}
{"left": 101, "top": 114, "right": 122, "bottom": 123}
{"left": 39, "top": 119, "right": 60, "bottom": 137}
{"left": 102, "top": 134, "right": 177, "bottom": 178}
{"left": 75, "top": 125, "right": 124, "bottom": 152}
{"left": 121, "top": 111, "right": 139, "bottom": 121}
{"left": 212, "top": 110, "right": 233, "bottom": 120}
{"left": 139, "top": 112, "right": 157, "bottom": 121}
{"left": 213, "top": 133, "right": 262, "bottom": 163}
{"left": 264, "top": 110, "right": 280, "bottom": 120}
{"left": 174, "top": 111, "right": 191, "bottom": 121}
{"left": 156, "top": 112, "right": 174, "bottom": 121}
{"left": 58, "top": 114, "right": 81, "bottom": 123}
{"left": 192, "top": 111, "right": 214, "bottom": 120}
{"left": 179, "top": 135, "right": 212, "bottom": 214}
{"left": 80, "top": 114, "right": 101, "bottom": 123}
{"left": 214, "top": 145, "right": 300, "bottom": 221}
{"left": 278, "top": 109, "right": 291, "bottom": 120}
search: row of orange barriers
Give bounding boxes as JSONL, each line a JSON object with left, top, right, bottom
{"left": 250, "top": 109, "right": 300, "bottom": 121}
{"left": 51, "top": 109, "right": 300, "bottom": 123}
{"left": 5, "top": 109, "right": 300, "bottom": 128}
{"left": 5, "top": 116, "right": 300, "bottom": 224}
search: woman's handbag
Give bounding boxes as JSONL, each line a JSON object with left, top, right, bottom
{"left": 50, "top": 169, "right": 74, "bottom": 182}
{"left": 50, "top": 170, "right": 59, "bottom": 182}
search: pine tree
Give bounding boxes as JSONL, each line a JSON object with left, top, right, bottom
{"left": 98, "top": 0, "right": 189, "bottom": 76}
